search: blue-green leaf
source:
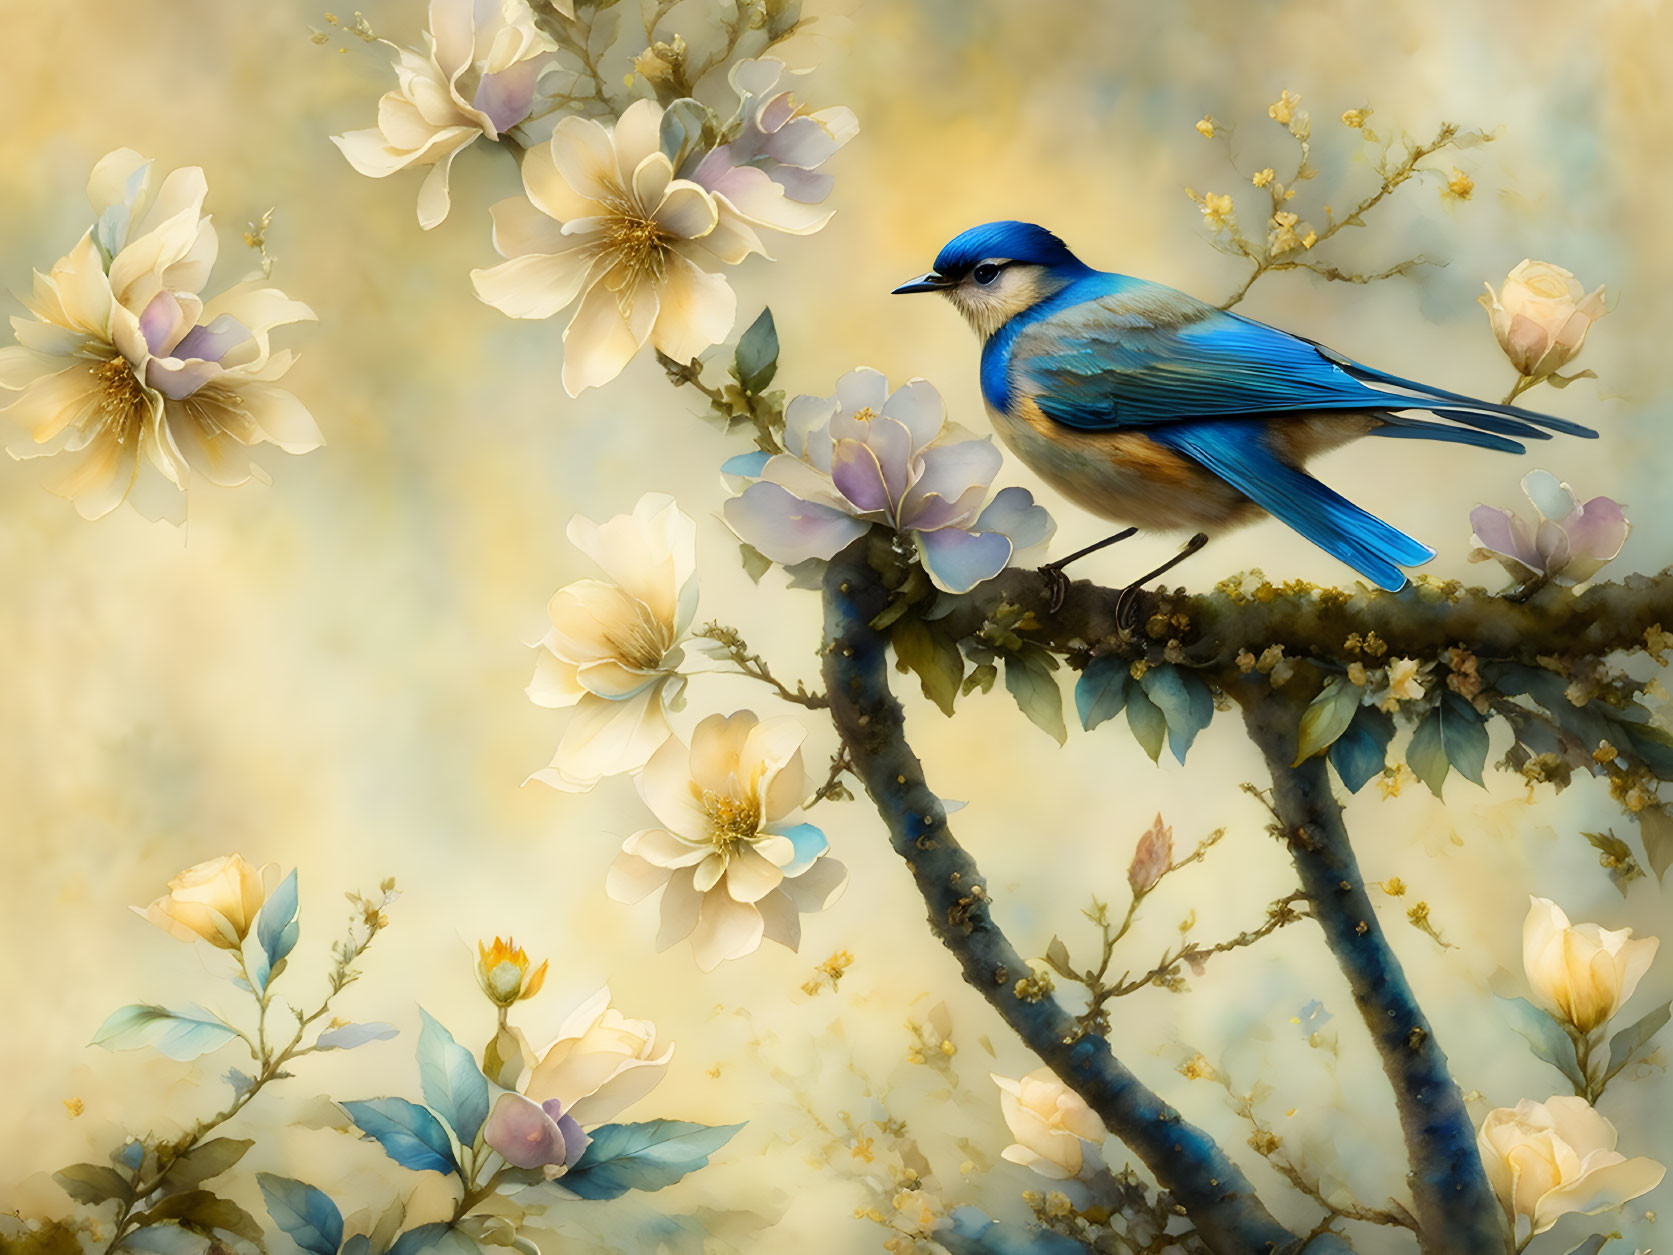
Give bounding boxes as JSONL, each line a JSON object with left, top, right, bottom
{"left": 1074, "top": 656, "right": 1129, "bottom": 731}
{"left": 1140, "top": 665, "right": 1213, "bottom": 764}
{"left": 1293, "top": 677, "right": 1361, "bottom": 764}
{"left": 1329, "top": 705, "right": 1395, "bottom": 793}
{"left": 316, "top": 1022, "right": 399, "bottom": 1051}
{"left": 416, "top": 1010, "right": 490, "bottom": 1146}
{"left": 339, "top": 1099, "right": 458, "bottom": 1176}
{"left": 91, "top": 1004, "right": 240, "bottom": 1062}
{"left": 1406, "top": 708, "right": 1450, "bottom": 797}
{"left": 1437, "top": 692, "right": 1489, "bottom": 786}
{"left": 1125, "top": 686, "right": 1166, "bottom": 763}
{"left": 1560, "top": 1236, "right": 1610, "bottom": 1255}
{"left": 257, "top": 1174, "right": 343, "bottom": 1255}
{"left": 734, "top": 308, "right": 778, "bottom": 393}
{"left": 385, "top": 1225, "right": 452, "bottom": 1255}
{"left": 252, "top": 869, "right": 300, "bottom": 992}
{"left": 341, "top": 1237, "right": 371, "bottom": 1255}
{"left": 1498, "top": 997, "right": 1585, "bottom": 1091}
{"left": 1636, "top": 805, "right": 1673, "bottom": 882}
{"left": 1604, "top": 999, "right": 1671, "bottom": 1083}
{"left": 559, "top": 1120, "right": 744, "bottom": 1201}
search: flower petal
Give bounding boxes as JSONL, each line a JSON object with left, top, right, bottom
{"left": 722, "top": 481, "right": 868, "bottom": 565}
{"left": 914, "top": 527, "right": 1013, "bottom": 594}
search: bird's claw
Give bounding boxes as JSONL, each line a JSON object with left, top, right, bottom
{"left": 1038, "top": 563, "right": 1071, "bottom": 614}
{"left": 1115, "top": 583, "right": 1144, "bottom": 636}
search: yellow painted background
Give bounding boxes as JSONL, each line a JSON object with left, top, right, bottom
{"left": 1, "top": 1, "right": 1668, "bottom": 1250}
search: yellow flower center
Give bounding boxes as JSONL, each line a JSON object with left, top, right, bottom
{"left": 602, "top": 610, "right": 668, "bottom": 671}
{"left": 701, "top": 790, "right": 761, "bottom": 854}
{"left": 600, "top": 202, "right": 671, "bottom": 316}
{"left": 851, "top": 407, "right": 877, "bottom": 423}
{"left": 92, "top": 356, "right": 149, "bottom": 443}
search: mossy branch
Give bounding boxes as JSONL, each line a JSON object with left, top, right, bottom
{"left": 820, "top": 540, "right": 1346, "bottom": 1255}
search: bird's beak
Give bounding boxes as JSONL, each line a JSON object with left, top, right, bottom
{"left": 892, "top": 272, "right": 953, "bottom": 295}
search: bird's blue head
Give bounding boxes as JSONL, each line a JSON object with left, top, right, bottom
{"left": 893, "top": 221, "right": 1090, "bottom": 338}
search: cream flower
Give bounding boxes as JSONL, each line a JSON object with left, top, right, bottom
{"left": 0, "top": 152, "right": 320, "bottom": 521}
{"left": 1523, "top": 897, "right": 1659, "bottom": 1034}
{"left": 1480, "top": 260, "right": 1606, "bottom": 382}
{"left": 523, "top": 986, "right": 672, "bottom": 1126}
{"left": 685, "top": 58, "right": 857, "bottom": 241}
{"left": 527, "top": 492, "right": 696, "bottom": 792}
{"left": 1478, "top": 1095, "right": 1664, "bottom": 1240}
{"left": 991, "top": 1069, "right": 1106, "bottom": 1179}
{"left": 133, "top": 855, "right": 277, "bottom": 950}
{"left": 332, "top": 0, "right": 559, "bottom": 229}
{"left": 472, "top": 98, "right": 753, "bottom": 394}
{"left": 606, "top": 711, "right": 848, "bottom": 971}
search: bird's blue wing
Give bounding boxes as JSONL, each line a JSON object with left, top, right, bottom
{"left": 1018, "top": 283, "right": 1593, "bottom": 442}
{"left": 1151, "top": 420, "right": 1435, "bottom": 591}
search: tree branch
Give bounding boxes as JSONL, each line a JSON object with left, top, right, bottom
{"left": 936, "top": 567, "right": 1673, "bottom": 669}
{"left": 820, "top": 541, "right": 1347, "bottom": 1255}
{"left": 1237, "top": 689, "right": 1506, "bottom": 1255}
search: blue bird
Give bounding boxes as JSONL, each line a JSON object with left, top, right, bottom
{"left": 893, "top": 221, "right": 1597, "bottom": 604}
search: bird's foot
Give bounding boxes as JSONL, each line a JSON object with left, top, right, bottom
{"left": 1038, "top": 562, "right": 1072, "bottom": 614}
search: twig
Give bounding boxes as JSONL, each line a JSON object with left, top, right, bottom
{"left": 693, "top": 621, "right": 829, "bottom": 709}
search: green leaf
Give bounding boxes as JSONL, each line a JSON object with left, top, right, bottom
{"left": 1406, "top": 708, "right": 1450, "bottom": 797}
{"left": 1604, "top": 1000, "right": 1671, "bottom": 1083}
{"left": 962, "top": 661, "right": 997, "bottom": 696}
{"left": 559, "top": 1120, "right": 745, "bottom": 1202}
{"left": 891, "top": 617, "right": 964, "bottom": 717}
{"left": 1329, "top": 705, "right": 1395, "bottom": 793}
{"left": 738, "top": 543, "right": 772, "bottom": 584}
{"left": 1294, "top": 677, "right": 1362, "bottom": 764}
{"left": 135, "top": 1190, "right": 264, "bottom": 1243}
{"left": 1544, "top": 369, "right": 1598, "bottom": 390}
{"left": 53, "top": 1163, "right": 132, "bottom": 1206}
{"left": 1003, "top": 649, "right": 1065, "bottom": 745}
{"left": 1139, "top": 665, "right": 1214, "bottom": 764}
{"left": 315, "top": 1022, "right": 399, "bottom": 1052}
{"left": 386, "top": 1226, "right": 453, "bottom": 1255}
{"left": 156, "top": 1138, "right": 253, "bottom": 1193}
{"left": 1498, "top": 996, "right": 1585, "bottom": 1091}
{"left": 1559, "top": 1238, "right": 1610, "bottom": 1255}
{"left": 1636, "top": 804, "right": 1673, "bottom": 882}
{"left": 1073, "top": 656, "right": 1130, "bottom": 731}
{"left": 417, "top": 1010, "right": 490, "bottom": 1146}
{"left": 1437, "top": 692, "right": 1490, "bottom": 786}
{"left": 258, "top": 1174, "right": 344, "bottom": 1255}
{"left": 91, "top": 1004, "right": 240, "bottom": 1062}
{"left": 733, "top": 308, "right": 778, "bottom": 393}
{"left": 1125, "top": 687, "right": 1166, "bottom": 763}
{"left": 1582, "top": 830, "right": 1645, "bottom": 896}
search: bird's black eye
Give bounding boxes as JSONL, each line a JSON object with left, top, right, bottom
{"left": 972, "top": 262, "right": 1001, "bottom": 285}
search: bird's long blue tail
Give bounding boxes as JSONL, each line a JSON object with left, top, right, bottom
{"left": 1154, "top": 421, "right": 1433, "bottom": 591}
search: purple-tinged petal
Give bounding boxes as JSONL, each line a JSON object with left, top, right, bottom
{"left": 172, "top": 314, "right": 252, "bottom": 365}
{"left": 485, "top": 1092, "right": 567, "bottom": 1169}
{"left": 830, "top": 438, "right": 892, "bottom": 514}
{"left": 976, "top": 486, "right": 1057, "bottom": 553}
{"left": 473, "top": 60, "right": 541, "bottom": 135}
{"left": 1535, "top": 518, "right": 1573, "bottom": 576}
{"left": 900, "top": 437, "right": 1001, "bottom": 528}
{"left": 554, "top": 1106, "right": 590, "bottom": 1165}
{"left": 832, "top": 367, "right": 888, "bottom": 420}
{"left": 1469, "top": 504, "right": 1540, "bottom": 571}
{"left": 880, "top": 379, "right": 946, "bottom": 453}
{"left": 723, "top": 481, "right": 867, "bottom": 564}
{"left": 138, "top": 291, "right": 185, "bottom": 355}
{"left": 914, "top": 526, "right": 1013, "bottom": 594}
{"left": 783, "top": 394, "right": 838, "bottom": 467}
{"left": 1565, "top": 497, "right": 1630, "bottom": 564}
{"left": 145, "top": 356, "right": 221, "bottom": 401}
